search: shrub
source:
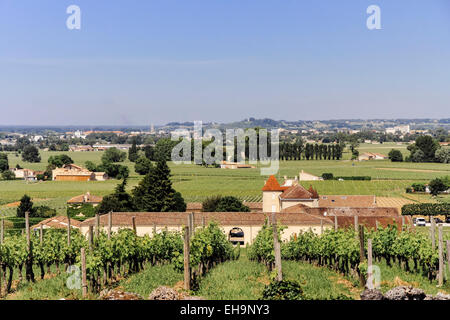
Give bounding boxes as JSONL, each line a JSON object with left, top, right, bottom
{"left": 322, "top": 173, "right": 334, "bottom": 180}
{"left": 1, "top": 170, "right": 15, "bottom": 180}
{"left": 334, "top": 176, "right": 371, "bottom": 181}
{"left": 261, "top": 280, "right": 304, "bottom": 300}
{"left": 34, "top": 205, "right": 57, "bottom": 218}
{"left": 402, "top": 203, "right": 450, "bottom": 216}
{"left": 388, "top": 149, "right": 403, "bottom": 162}
{"left": 411, "top": 183, "right": 426, "bottom": 192}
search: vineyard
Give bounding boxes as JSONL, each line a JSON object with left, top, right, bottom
{"left": 248, "top": 218, "right": 450, "bottom": 294}
{"left": 1, "top": 212, "right": 450, "bottom": 300}
{"left": 0, "top": 216, "right": 236, "bottom": 298}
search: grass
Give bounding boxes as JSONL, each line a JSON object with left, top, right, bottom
{"left": 3, "top": 265, "right": 86, "bottom": 300}
{"left": 376, "top": 260, "right": 450, "bottom": 295}
{"left": 118, "top": 263, "right": 183, "bottom": 298}
{"left": 195, "top": 250, "right": 355, "bottom": 300}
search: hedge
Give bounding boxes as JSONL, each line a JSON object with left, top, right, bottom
{"left": 334, "top": 176, "right": 372, "bottom": 181}
{"left": 401, "top": 203, "right": 450, "bottom": 216}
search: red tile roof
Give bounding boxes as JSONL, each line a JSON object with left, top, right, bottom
{"left": 280, "top": 185, "right": 313, "bottom": 199}
{"left": 67, "top": 192, "right": 103, "bottom": 204}
{"left": 80, "top": 211, "right": 334, "bottom": 227}
{"left": 31, "top": 216, "right": 82, "bottom": 230}
{"left": 262, "top": 175, "right": 289, "bottom": 191}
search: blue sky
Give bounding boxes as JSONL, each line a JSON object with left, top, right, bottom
{"left": 0, "top": 0, "right": 449, "bottom": 126}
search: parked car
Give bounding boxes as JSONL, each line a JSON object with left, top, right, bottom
{"left": 446, "top": 216, "right": 450, "bottom": 224}
{"left": 415, "top": 218, "right": 426, "bottom": 227}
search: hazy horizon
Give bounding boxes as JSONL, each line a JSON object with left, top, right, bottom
{"left": 1, "top": 0, "right": 450, "bottom": 126}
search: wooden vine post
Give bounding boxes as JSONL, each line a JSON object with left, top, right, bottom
{"left": 95, "top": 213, "right": 100, "bottom": 238}
{"left": 430, "top": 218, "right": 436, "bottom": 251}
{"left": 271, "top": 212, "right": 283, "bottom": 282}
{"left": 132, "top": 216, "right": 137, "bottom": 235}
{"left": 88, "top": 226, "right": 94, "bottom": 251}
{"left": 367, "top": 238, "right": 373, "bottom": 289}
{"left": 25, "top": 211, "right": 34, "bottom": 282}
{"left": 0, "top": 219, "right": 4, "bottom": 244}
{"left": 358, "top": 224, "right": 365, "bottom": 287}
{"left": 438, "top": 224, "right": 444, "bottom": 287}
{"left": 184, "top": 224, "right": 191, "bottom": 291}
{"left": 81, "top": 248, "right": 87, "bottom": 297}
{"left": 447, "top": 240, "right": 450, "bottom": 276}
{"left": 67, "top": 215, "right": 71, "bottom": 246}
{"left": 354, "top": 216, "right": 358, "bottom": 234}
{"left": 40, "top": 225, "right": 43, "bottom": 244}
{"left": 334, "top": 215, "right": 338, "bottom": 232}
{"left": 108, "top": 211, "right": 112, "bottom": 240}
{"left": 188, "top": 213, "right": 195, "bottom": 238}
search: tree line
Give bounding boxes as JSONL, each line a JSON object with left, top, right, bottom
{"left": 280, "top": 142, "right": 343, "bottom": 160}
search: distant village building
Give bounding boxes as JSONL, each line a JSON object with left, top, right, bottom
{"left": 385, "top": 125, "right": 410, "bottom": 135}
{"left": 220, "top": 161, "right": 255, "bottom": 169}
{"left": 52, "top": 164, "right": 95, "bottom": 181}
{"left": 94, "top": 172, "right": 109, "bottom": 181}
{"left": 358, "top": 152, "right": 388, "bottom": 161}
{"left": 299, "top": 170, "right": 322, "bottom": 181}
{"left": 9, "top": 168, "right": 36, "bottom": 181}
{"left": 92, "top": 144, "right": 132, "bottom": 151}
{"left": 69, "top": 145, "right": 94, "bottom": 152}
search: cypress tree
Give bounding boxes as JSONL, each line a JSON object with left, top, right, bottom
{"left": 128, "top": 139, "right": 138, "bottom": 162}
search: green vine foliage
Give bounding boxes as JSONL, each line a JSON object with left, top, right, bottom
{"left": 250, "top": 222, "right": 448, "bottom": 283}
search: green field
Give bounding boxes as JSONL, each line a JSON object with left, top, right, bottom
{"left": 0, "top": 149, "right": 449, "bottom": 217}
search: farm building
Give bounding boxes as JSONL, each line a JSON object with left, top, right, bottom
{"left": 358, "top": 152, "right": 388, "bottom": 161}
{"left": 52, "top": 164, "right": 95, "bottom": 181}
{"left": 262, "top": 175, "right": 394, "bottom": 212}
{"left": 79, "top": 211, "right": 409, "bottom": 245}
{"left": 186, "top": 201, "right": 262, "bottom": 213}
{"left": 262, "top": 175, "right": 319, "bottom": 212}
{"left": 299, "top": 170, "right": 322, "bottom": 181}
{"left": 69, "top": 145, "right": 94, "bottom": 152}
{"left": 67, "top": 192, "right": 103, "bottom": 206}
{"left": 94, "top": 172, "right": 109, "bottom": 181}
{"left": 9, "top": 168, "right": 36, "bottom": 181}
{"left": 220, "top": 161, "right": 255, "bottom": 169}
{"left": 318, "top": 195, "right": 377, "bottom": 208}
{"left": 79, "top": 211, "right": 334, "bottom": 244}
{"left": 92, "top": 144, "right": 132, "bottom": 151}
{"left": 31, "top": 216, "right": 81, "bottom": 231}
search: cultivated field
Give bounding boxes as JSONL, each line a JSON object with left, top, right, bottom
{"left": 0, "top": 149, "right": 449, "bottom": 217}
